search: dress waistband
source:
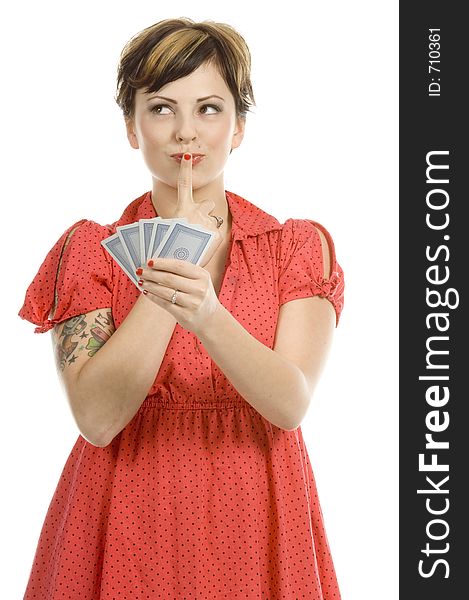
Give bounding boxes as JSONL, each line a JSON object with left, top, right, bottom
{"left": 139, "top": 395, "right": 248, "bottom": 410}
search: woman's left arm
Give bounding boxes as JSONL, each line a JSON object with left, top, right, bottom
{"left": 197, "top": 295, "right": 335, "bottom": 431}
{"left": 198, "top": 226, "right": 336, "bottom": 431}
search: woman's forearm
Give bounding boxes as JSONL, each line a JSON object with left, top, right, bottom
{"left": 75, "top": 294, "right": 177, "bottom": 446}
{"left": 197, "top": 304, "right": 310, "bottom": 431}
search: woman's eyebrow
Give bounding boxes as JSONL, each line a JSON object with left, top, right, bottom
{"left": 147, "top": 94, "right": 225, "bottom": 104}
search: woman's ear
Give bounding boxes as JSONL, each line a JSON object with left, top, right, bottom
{"left": 231, "top": 116, "right": 246, "bottom": 151}
{"left": 125, "top": 117, "right": 139, "bottom": 150}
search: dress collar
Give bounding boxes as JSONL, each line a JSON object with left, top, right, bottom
{"left": 111, "top": 189, "right": 282, "bottom": 241}
{"left": 223, "top": 190, "right": 282, "bottom": 240}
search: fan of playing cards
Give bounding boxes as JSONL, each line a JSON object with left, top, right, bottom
{"left": 101, "top": 217, "right": 217, "bottom": 288}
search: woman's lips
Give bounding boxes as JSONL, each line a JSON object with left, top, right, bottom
{"left": 171, "top": 155, "right": 205, "bottom": 165}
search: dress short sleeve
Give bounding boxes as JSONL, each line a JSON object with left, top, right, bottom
{"left": 278, "top": 218, "right": 345, "bottom": 325}
{"left": 18, "top": 219, "right": 113, "bottom": 334}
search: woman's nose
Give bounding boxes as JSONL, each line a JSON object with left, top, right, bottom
{"left": 175, "top": 114, "right": 198, "bottom": 143}
{"left": 176, "top": 133, "right": 197, "bottom": 144}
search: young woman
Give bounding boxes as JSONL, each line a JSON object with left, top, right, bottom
{"left": 19, "top": 17, "right": 344, "bottom": 599}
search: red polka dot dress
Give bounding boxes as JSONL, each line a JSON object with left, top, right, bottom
{"left": 18, "top": 190, "right": 345, "bottom": 599}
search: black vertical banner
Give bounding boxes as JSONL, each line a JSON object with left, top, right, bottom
{"left": 400, "top": 3, "right": 467, "bottom": 598}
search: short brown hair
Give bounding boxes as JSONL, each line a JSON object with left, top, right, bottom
{"left": 115, "top": 17, "right": 256, "bottom": 121}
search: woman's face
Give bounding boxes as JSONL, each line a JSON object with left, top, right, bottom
{"left": 126, "top": 61, "right": 245, "bottom": 190}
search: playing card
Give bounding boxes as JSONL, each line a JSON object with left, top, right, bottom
{"left": 148, "top": 219, "right": 177, "bottom": 262}
{"left": 138, "top": 218, "right": 159, "bottom": 266}
{"left": 139, "top": 218, "right": 188, "bottom": 266}
{"left": 101, "top": 233, "right": 140, "bottom": 287}
{"left": 116, "top": 223, "right": 142, "bottom": 271}
{"left": 151, "top": 221, "right": 216, "bottom": 265}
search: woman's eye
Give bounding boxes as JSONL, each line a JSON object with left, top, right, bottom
{"left": 150, "top": 104, "right": 221, "bottom": 115}
{"left": 151, "top": 104, "right": 171, "bottom": 115}
{"left": 200, "top": 104, "right": 221, "bottom": 114}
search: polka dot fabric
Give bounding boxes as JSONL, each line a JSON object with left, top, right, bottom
{"left": 278, "top": 219, "right": 344, "bottom": 326}
{"left": 18, "top": 190, "right": 344, "bottom": 599}
{"left": 18, "top": 218, "right": 114, "bottom": 333}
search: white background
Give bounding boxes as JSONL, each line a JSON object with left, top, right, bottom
{"left": 2, "top": 1, "right": 398, "bottom": 598}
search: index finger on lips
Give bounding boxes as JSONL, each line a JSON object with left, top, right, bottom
{"left": 176, "top": 152, "right": 193, "bottom": 212}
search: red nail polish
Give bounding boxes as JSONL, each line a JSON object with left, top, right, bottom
{"left": 183, "top": 153, "right": 191, "bottom": 161}
{"left": 138, "top": 279, "right": 144, "bottom": 286}
{"left": 142, "top": 289, "right": 148, "bottom": 295}
{"left": 136, "top": 267, "right": 143, "bottom": 276}
{"left": 147, "top": 259, "right": 154, "bottom": 267}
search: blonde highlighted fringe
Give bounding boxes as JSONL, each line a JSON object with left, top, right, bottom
{"left": 115, "top": 18, "right": 256, "bottom": 120}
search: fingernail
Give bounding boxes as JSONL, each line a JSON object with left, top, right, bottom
{"left": 183, "top": 153, "right": 191, "bottom": 161}
{"left": 147, "top": 259, "right": 154, "bottom": 267}
{"left": 136, "top": 267, "right": 143, "bottom": 276}
{"left": 137, "top": 279, "right": 144, "bottom": 286}
{"left": 142, "top": 289, "right": 148, "bottom": 295}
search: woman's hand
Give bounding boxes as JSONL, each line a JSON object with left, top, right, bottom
{"left": 136, "top": 152, "right": 224, "bottom": 333}
{"left": 137, "top": 257, "right": 221, "bottom": 334}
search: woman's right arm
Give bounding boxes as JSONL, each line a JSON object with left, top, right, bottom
{"left": 52, "top": 294, "right": 177, "bottom": 447}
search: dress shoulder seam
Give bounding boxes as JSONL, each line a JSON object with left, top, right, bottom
{"left": 50, "top": 219, "right": 88, "bottom": 320}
